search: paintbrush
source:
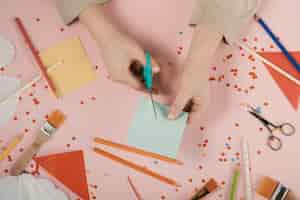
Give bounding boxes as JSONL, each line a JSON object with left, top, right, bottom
{"left": 10, "top": 110, "right": 65, "bottom": 176}
{"left": 190, "top": 178, "right": 218, "bottom": 200}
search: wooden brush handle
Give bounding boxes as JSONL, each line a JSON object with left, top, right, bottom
{"left": 10, "top": 130, "right": 49, "bottom": 176}
{"left": 10, "top": 142, "right": 42, "bottom": 176}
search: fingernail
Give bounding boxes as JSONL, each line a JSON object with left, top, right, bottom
{"left": 153, "top": 66, "right": 160, "bottom": 73}
{"left": 168, "top": 113, "right": 176, "bottom": 120}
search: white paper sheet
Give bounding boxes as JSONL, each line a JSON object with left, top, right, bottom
{"left": 0, "top": 174, "right": 68, "bottom": 200}
{"left": 0, "top": 36, "right": 15, "bottom": 67}
{"left": 0, "top": 76, "right": 20, "bottom": 127}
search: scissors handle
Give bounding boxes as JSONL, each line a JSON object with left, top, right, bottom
{"left": 143, "top": 51, "right": 152, "bottom": 90}
{"left": 267, "top": 135, "right": 282, "bottom": 151}
{"left": 279, "top": 123, "right": 296, "bottom": 136}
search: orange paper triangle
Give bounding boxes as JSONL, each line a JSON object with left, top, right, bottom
{"left": 34, "top": 150, "right": 89, "bottom": 200}
{"left": 259, "top": 52, "right": 300, "bottom": 110}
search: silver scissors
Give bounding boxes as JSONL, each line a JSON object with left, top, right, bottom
{"left": 248, "top": 106, "right": 296, "bottom": 151}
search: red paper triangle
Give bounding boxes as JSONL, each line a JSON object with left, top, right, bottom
{"left": 34, "top": 150, "right": 89, "bottom": 200}
{"left": 259, "top": 52, "right": 300, "bottom": 110}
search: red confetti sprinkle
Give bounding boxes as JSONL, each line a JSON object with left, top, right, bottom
{"left": 226, "top": 83, "right": 231, "bottom": 87}
{"left": 36, "top": 18, "right": 40, "bottom": 22}
{"left": 13, "top": 116, "right": 18, "bottom": 121}
{"left": 200, "top": 126, "right": 205, "bottom": 131}
{"left": 188, "top": 178, "right": 193, "bottom": 183}
{"left": 72, "top": 136, "right": 76, "bottom": 141}
{"left": 19, "top": 148, "right": 24, "bottom": 152}
{"left": 261, "top": 48, "right": 265, "bottom": 52}
{"left": 219, "top": 158, "right": 223, "bottom": 162}
{"left": 29, "top": 92, "right": 33, "bottom": 97}
{"left": 236, "top": 152, "right": 240, "bottom": 156}
{"left": 91, "top": 96, "right": 96, "bottom": 101}
{"left": 233, "top": 73, "right": 238, "bottom": 77}
{"left": 80, "top": 101, "right": 84, "bottom": 105}
{"left": 254, "top": 46, "right": 257, "bottom": 50}
{"left": 18, "top": 96, "right": 22, "bottom": 101}
{"left": 230, "top": 68, "right": 238, "bottom": 73}
{"left": 45, "top": 114, "right": 49, "bottom": 119}
{"left": 201, "top": 179, "right": 206, "bottom": 183}
{"left": 227, "top": 146, "right": 231, "bottom": 150}
{"left": 44, "top": 85, "right": 48, "bottom": 89}
{"left": 221, "top": 181, "right": 226, "bottom": 185}
{"left": 257, "top": 150, "right": 261, "bottom": 155}
{"left": 32, "top": 119, "right": 36, "bottom": 123}
{"left": 24, "top": 128, "right": 29, "bottom": 133}
{"left": 178, "top": 46, "right": 183, "bottom": 50}
{"left": 244, "top": 89, "right": 249, "bottom": 94}
{"left": 60, "top": 28, "right": 64, "bottom": 32}
{"left": 95, "top": 65, "right": 99, "bottom": 70}
{"left": 254, "top": 37, "right": 258, "bottom": 42}
{"left": 224, "top": 158, "right": 227, "bottom": 162}
{"left": 259, "top": 127, "right": 263, "bottom": 131}
{"left": 242, "top": 38, "right": 248, "bottom": 42}
{"left": 177, "top": 51, "right": 182, "bottom": 55}
{"left": 234, "top": 85, "right": 238, "bottom": 89}
{"left": 212, "top": 66, "right": 217, "bottom": 71}
{"left": 238, "top": 88, "right": 242, "bottom": 92}
{"left": 263, "top": 102, "right": 269, "bottom": 106}
{"left": 66, "top": 144, "right": 71, "bottom": 148}
{"left": 249, "top": 85, "right": 255, "bottom": 90}
{"left": 26, "top": 111, "right": 30, "bottom": 115}
{"left": 8, "top": 155, "right": 13, "bottom": 162}
{"left": 209, "top": 77, "right": 216, "bottom": 81}
{"left": 202, "top": 143, "right": 207, "bottom": 147}
{"left": 204, "top": 139, "right": 208, "bottom": 144}
{"left": 221, "top": 152, "right": 225, "bottom": 156}
{"left": 32, "top": 83, "right": 36, "bottom": 87}
{"left": 227, "top": 136, "right": 232, "bottom": 141}
{"left": 33, "top": 98, "right": 40, "bottom": 105}
{"left": 241, "top": 53, "right": 245, "bottom": 57}
{"left": 0, "top": 67, "right": 5, "bottom": 72}
{"left": 30, "top": 164, "right": 34, "bottom": 168}
{"left": 92, "top": 196, "right": 96, "bottom": 200}
{"left": 252, "top": 66, "right": 256, "bottom": 70}
{"left": 161, "top": 195, "right": 166, "bottom": 200}
{"left": 4, "top": 169, "right": 9, "bottom": 173}
{"left": 226, "top": 54, "right": 233, "bottom": 59}
{"left": 198, "top": 165, "right": 203, "bottom": 170}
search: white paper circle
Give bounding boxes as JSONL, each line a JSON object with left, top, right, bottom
{"left": 0, "top": 36, "right": 15, "bottom": 67}
{"left": 0, "top": 174, "right": 68, "bottom": 200}
{"left": 0, "top": 76, "right": 20, "bottom": 127}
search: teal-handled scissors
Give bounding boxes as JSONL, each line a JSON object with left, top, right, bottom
{"left": 247, "top": 105, "right": 295, "bottom": 151}
{"left": 143, "top": 51, "right": 157, "bottom": 119}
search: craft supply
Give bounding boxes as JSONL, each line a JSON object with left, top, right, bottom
{"left": 10, "top": 110, "right": 66, "bottom": 175}
{"left": 256, "top": 176, "right": 290, "bottom": 200}
{"left": 242, "top": 138, "right": 252, "bottom": 200}
{"left": 230, "top": 166, "right": 240, "bottom": 200}
{"left": 128, "top": 97, "right": 188, "bottom": 159}
{"left": 190, "top": 178, "right": 218, "bottom": 200}
{"left": 256, "top": 16, "right": 300, "bottom": 73}
{"left": 0, "top": 76, "right": 20, "bottom": 127}
{"left": 93, "top": 147, "right": 179, "bottom": 186}
{"left": 260, "top": 52, "right": 300, "bottom": 110}
{"left": 143, "top": 51, "right": 157, "bottom": 119}
{"left": 40, "top": 37, "right": 96, "bottom": 97}
{"left": 34, "top": 151, "right": 90, "bottom": 200}
{"left": 94, "top": 137, "right": 183, "bottom": 165}
{"left": 236, "top": 42, "right": 300, "bottom": 86}
{"left": 0, "top": 134, "right": 24, "bottom": 161}
{"left": 0, "top": 61, "right": 62, "bottom": 105}
{"left": 128, "top": 176, "right": 143, "bottom": 200}
{"left": 0, "top": 35, "right": 15, "bottom": 67}
{"left": 246, "top": 105, "right": 295, "bottom": 151}
{"left": 14, "top": 17, "right": 56, "bottom": 95}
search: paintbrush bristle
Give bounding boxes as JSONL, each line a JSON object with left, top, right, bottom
{"left": 205, "top": 178, "right": 218, "bottom": 192}
{"left": 47, "top": 110, "right": 66, "bottom": 128}
{"left": 256, "top": 176, "right": 279, "bottom": 199}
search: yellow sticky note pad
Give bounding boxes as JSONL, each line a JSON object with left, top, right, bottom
{"left": 40, "top": 37, "right": 96, "bottom": 97}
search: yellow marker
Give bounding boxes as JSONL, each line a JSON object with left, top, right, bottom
{"left": 0, "top": 134, "right": 24, "bottom": 161}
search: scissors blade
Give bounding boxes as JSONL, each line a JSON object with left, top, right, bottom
{"left": 149, "top": 91, "right": 157, "bottom": 120}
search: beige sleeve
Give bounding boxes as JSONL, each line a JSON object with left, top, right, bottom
{"left": 55, "top": 0, "right": 111, "bottom": 25}
{"left": 190, "top": 0, "right": 259, "bottom": 44}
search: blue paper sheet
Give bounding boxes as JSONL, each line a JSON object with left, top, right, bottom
{"left": 127, "top": 97, "right": 188, "bottom": 159}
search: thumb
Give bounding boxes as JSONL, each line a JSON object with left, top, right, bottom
{"left": 150, "top": 57, "right": 160, "bottom": 74}
{"left": 168, "top": 90, "right": 190, "bottom": 120}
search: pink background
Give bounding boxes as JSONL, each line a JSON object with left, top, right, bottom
{"left": 0, "top": 0, "right": 299, "bottom": 199}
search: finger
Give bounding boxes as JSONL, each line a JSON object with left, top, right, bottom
{"left": 168, "top": 90, "right": 191, "bottom": 120}
{"left": 150, "top": 57, "right": 160, "bottom": 74}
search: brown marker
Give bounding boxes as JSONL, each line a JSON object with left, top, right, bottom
{"left": 190, "top": 179, "right": 218, "bottom": 200}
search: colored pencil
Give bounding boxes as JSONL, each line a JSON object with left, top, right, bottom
{"left": 236, "top": 42, "right": 300, "bottom": 86}
{"left": 93, "top": 147, "right": 179, "bottom": 186}
{"left": 242, "top": 138, "right": 252, "bottom": 200}
{"left": 127, "top": 176, "right": 143, "bottom": 200}
{"left": 93, "top": 137, "right": 183, "bottom": 165}
{"left": 230, "top": 166, "right": 240, "bottom": 200}
{"left": 14, "top": 17, "right": 57, "bottom": 96}
{"left": 0, "top": 134, "right": 24, "bottom": 161}
{"left": 256, "top": 16, "right": 300, "bottom": 73}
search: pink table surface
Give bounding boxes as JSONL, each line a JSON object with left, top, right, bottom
{"left": 0, "top": 0, "right": 299, "bottom": 199}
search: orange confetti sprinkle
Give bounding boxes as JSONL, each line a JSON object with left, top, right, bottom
{"left": 209, "top": 77, "right": 216, "bottom": 81}
{"left": 161, "top": 195, "right": 166, "bottom": 200}
{"left": 33, "top": 98, "right": 40, "bottom": 105}
{"left": 226, "top": 54, "right": 233, "bottom": 59}
{"left": 188, "top": 178, "right": 193, "bottom": 183}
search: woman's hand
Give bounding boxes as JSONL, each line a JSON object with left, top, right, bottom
{"left": 79, "top": 4, "right": 160, "bottom": 91}
{"left": 168, "top": 25, "right": 223, "bottom": 121}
